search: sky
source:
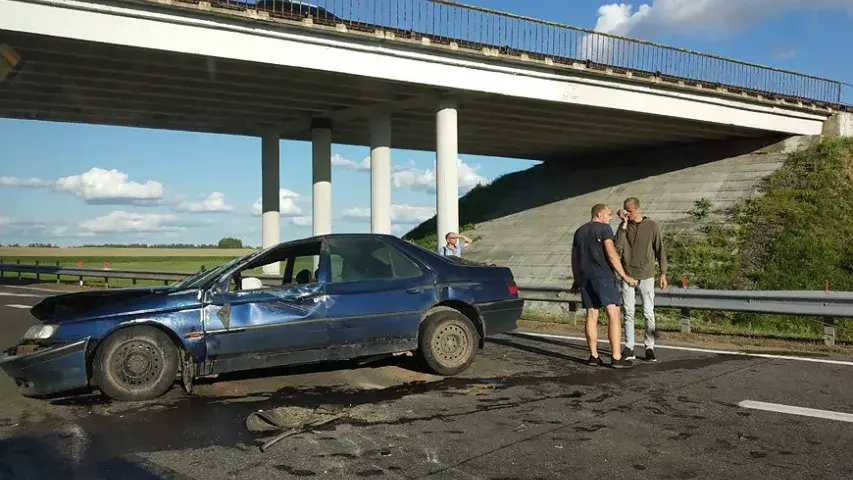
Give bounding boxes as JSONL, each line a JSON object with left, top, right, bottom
{"left": 2, "top": 0, "right": 852, "bottom": 247}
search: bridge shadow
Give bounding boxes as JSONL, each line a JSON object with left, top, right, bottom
{"left": 406, "top": 135, "right": 790, "bottom": 239}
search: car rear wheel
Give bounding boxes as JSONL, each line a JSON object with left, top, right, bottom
{"left": 418, "top": 309, "right": 479, "bottom": 376}
{"left": 92, "top": 326, "right": 179, "bottom": 401}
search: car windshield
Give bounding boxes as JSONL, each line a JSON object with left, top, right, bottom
{"left": 171, "top": 252, "right": 257, "bottom": 290}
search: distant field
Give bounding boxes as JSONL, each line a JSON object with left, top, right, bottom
{"left": 0, "top": 247, "right": 255, "bottom": 257}
{"left": 0, "top": 248, "right": 257, "bottom": 288}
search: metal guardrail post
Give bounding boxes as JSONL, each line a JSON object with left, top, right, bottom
{"left": 824, "top": 317, "right": 836, "bottom": 347}
{"left": 680, "top": 308, "right": 692, "bottom": 334}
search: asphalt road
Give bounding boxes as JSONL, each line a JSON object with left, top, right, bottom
{"left": 1, "top": 284, "right": 852, "bottom": 479}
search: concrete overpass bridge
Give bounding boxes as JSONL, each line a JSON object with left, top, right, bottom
{"left": 1, "top": 0, "right": 849, "bottom": 273}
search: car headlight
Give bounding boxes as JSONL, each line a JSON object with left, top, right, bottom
{"left": 23, "top": 324, "right": 58, "bottom": 340}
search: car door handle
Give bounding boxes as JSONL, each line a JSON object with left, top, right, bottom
{"left": 406, "top": 287, "right": 423, "bottom": 294}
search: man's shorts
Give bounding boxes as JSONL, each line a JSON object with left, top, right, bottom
{"left": 580, "top": 277, "right": 622, "bottom": 309}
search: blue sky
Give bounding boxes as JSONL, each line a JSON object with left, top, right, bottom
{"left": 2, "top": 0, "right": 852, "bottom": 247}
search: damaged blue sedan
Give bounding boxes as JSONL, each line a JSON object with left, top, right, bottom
{"left": 0, "top": 234, "right": 523, "bottom": 401}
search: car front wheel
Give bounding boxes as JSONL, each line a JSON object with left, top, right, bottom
{"left": 419, "top": 309, "right": 479, "bottom": 376}
{"left": 92, "top": 326, "right": 179, "bottom": 401}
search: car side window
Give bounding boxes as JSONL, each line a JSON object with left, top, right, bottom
{"left": 328, "top": 238, "right": 422, "bottom": 283}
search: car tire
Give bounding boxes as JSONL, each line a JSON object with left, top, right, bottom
{"left": 92, "top": 326, "right": 179, "bottom": 401}
{"left": 418, "top": 309, "right": 479, "bottom": 376}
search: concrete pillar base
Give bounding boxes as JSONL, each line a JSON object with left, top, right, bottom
{"left": 436, "top": 98, "right": 459, "bottom": 249}
{"left": 370, "top": 109, "right": 392, "bottom": 235}
{"left": 261, "top": 128, "right": 280, "bottom": 275}
{"left": 822, "top": 112, "right": 853, "bottom": 138}
{"left": 312, "top": 120, "right": 332, "bottom": 237}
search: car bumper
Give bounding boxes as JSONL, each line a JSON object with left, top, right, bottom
{"left": 479, "top": 297, "right": 524, "bottom": 337}
{"left": 0, "top": 338, "right": 91, "bottom": 397}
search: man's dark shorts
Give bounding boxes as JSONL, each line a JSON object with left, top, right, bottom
{"left": 580, "top": 277, "right": 622, "bottom": 309}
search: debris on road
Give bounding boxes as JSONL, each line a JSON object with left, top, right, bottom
{"left": 247, "top": 404, "right": 348, "bottom": 452}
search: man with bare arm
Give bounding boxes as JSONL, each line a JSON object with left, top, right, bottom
{"left": 571, "top": 204, "right": 638, "bottom": 368}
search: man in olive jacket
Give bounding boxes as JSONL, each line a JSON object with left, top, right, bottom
{"left": 616, "top": 197, "right": 668, "bottom": 362}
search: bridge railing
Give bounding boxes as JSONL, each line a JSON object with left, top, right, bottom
{"left": 174, "top": 0, "right": 847, "bottom": 106}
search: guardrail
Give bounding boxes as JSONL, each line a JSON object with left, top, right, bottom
{"left": 1, "top": 263, "right": 849, "bottom": 346}
{"left": 0, "top": 263, "right": 281, "bottom": 287}
{"left": 519, "top": 285, "right": 852, "bottom": 347}
{"left": 155, "top": 0, "right": 848, "bottom": 106}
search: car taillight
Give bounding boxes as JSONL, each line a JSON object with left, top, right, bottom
{"left": 507, "top": 283, "right": 518, "bottom": 295}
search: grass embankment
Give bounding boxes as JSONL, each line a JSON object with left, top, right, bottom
{"left": 662, "top": 138, "right": 853, "bottom": 342}
{"left": 0, "top": 247, "right": 312, "bottom": 288}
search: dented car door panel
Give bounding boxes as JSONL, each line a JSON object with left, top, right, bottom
{"left": 324, "top": 276, "right": 437, "bottom": 359}
{"left": 203, "top": 285, "right": 328, "bottom": 374}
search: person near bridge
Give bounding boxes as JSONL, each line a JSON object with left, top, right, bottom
{"left": 616, "top": 197, "right": 668, "bottom": 363}
{"left": 571, "top": 203, "right": 637, "bottom": 368}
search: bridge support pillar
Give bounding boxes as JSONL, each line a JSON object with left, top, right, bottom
{"left": 436, "top": 98, "right": 459, "bottom": 248}
{"left": 370, "top": 109, "right": 392, "bottom": 234}
{"left": 822, "top": 112, "right": 853, "bottom": 138}
{"left": 261, "top": 127, "right": 280, "bottom": 275}
{"left": 312, "top": 119, "right": 332, "bottom": 236}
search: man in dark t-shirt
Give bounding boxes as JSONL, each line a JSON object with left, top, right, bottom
{"left": 571, "top": 203, "right": 638, "bottom": 368}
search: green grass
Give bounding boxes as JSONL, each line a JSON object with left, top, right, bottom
{"left": 0, "top": 255, "right": 316, "bottom": 289}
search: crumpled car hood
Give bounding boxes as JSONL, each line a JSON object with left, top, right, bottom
{"left": 30, "top": 287, "right": 177, "bottom": 322}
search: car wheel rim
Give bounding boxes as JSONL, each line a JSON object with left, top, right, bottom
{"left": 433, "top": 323, "right": 471, "bottom": 368}
{"left": 110, "top": 341, "right": 163, "bottom": 389}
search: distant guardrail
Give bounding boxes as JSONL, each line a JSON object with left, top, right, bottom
{"left": 0, "top": 262, "right": 280, "bottom": 287}
{"left": 146, "top": 0, "right": 849, "bottom": 107}
{"left": 0, "top": 263, "right": 849, "bottom": 346}
{"left": 519, "top": 285, "right": 853, "bottom": 346}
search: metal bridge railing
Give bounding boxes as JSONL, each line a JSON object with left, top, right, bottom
{"left": 159, "top": 0, "right": 849, "bottom": 106}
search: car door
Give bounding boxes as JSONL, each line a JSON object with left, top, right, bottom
{"left": 323, "top": 236, "right": 437, "bottom": 360}
{"left": 203, "top": 268, "right": 329, "bottom": 375}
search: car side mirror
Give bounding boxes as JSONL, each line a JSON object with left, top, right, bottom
{"left": 241, "top": 277, "right": 263, "bottom": 291}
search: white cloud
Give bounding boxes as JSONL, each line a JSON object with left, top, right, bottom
{"left": 0, "top": 218, "right": 94, "bottom": 238}
{"left": 330, "top": 154, "right": 488, "bottom": 194}
{"left": 80, "top": 211, "right": 186, "bottom": 234}
{"left": 392, "top": 159, "right": 487, "bottom": 194}
{"left": 331, "top": 153, "right": 370, "bottom": 171}
{"left": 174, "top": 192, "right": 234, "bottom": 213}
{"left": 291, "top": 216, "right": 312, "bottom": 227}
{"left": 0, "top": 168, "right": 164, "bottom": 205}
{"left": 251, "top": 188, "right": 304, "bottom": 217}
{"left": 341, "top": 204, "right": 436, "bottom": 224}
{"left": 590, "top": 1, "right": 853, "bottom": 38}
{"left": 0, "top": 177, "right": 53, "bottom": 187}
{"left": 56, "top": 168, "right": 164, "bottom": 204}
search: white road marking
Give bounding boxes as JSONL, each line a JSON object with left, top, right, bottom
{"left": 739, "top": 400, "right": 853, "bottom": 423}
{"left": 516, "top": 331, "right": 853, "bottom": 367}
{"left": 0, "top": 292, "right": 41, "bottom": 298}
{"left": 3, "top": 304, "right": 33, "bottom": 309}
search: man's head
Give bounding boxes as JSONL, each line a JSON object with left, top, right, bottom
{"left": 623, "top": 197, "right": 642, "bottom": 221}
{"left": 590, "top": 203, "right": 612, "bottom": 223}
{"left": 445, "top": 232, "right": 457, "bottom": 245}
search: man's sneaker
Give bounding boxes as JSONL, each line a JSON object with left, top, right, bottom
{"left": 645, "top": 348, "right": 657, "bottom": 362}
{"left": 587, "top": 355, "right": 605, "bottom": 366}
{"left": 611, "top": 356, "right": 633, "bottom": 369}
{"left": 623, "top": 347, "right": 636, "bottom": 361}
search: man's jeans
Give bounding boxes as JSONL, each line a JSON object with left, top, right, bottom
{"left": 621, "top": 278, "right": 656, "bottom": 350}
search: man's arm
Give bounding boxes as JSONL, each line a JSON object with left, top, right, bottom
{"left": 615, "top": 224, "right": 627, "bottom": 256}
{"left": 654, "top": 223, "right": 669, "bottom": 288}
{"left": 604, "top": 239, "right": 637, "bottom": 286}
{"left": 571, "top": 239, "right": 582, "bottom": 291}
